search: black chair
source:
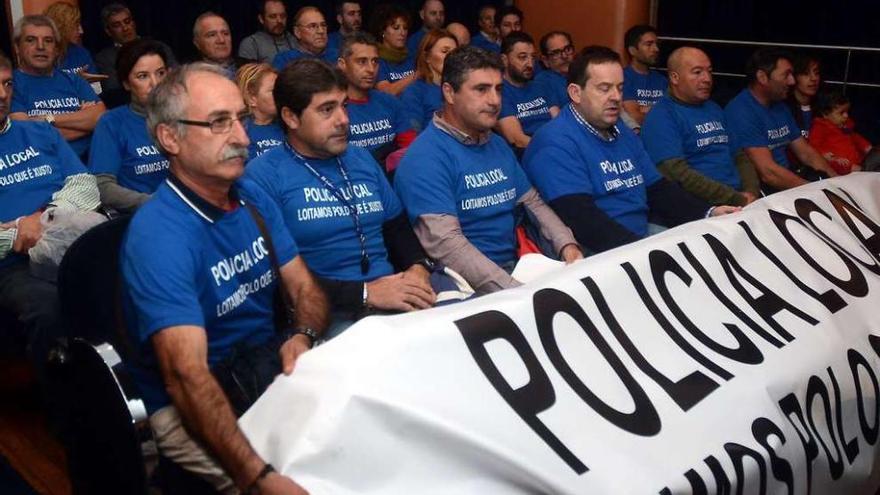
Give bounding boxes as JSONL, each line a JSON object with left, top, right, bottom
{"left": 56, "top": 216, "right": 216, "bottom": 495}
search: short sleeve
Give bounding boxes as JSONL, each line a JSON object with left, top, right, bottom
{"left": 622, "top": 68, "right": 639, "bottom": 102}
{"left": 242, "top": 178, "right": 299, "bottom": 266}
{"left": 72, "top": 73, "right": 99, "bottom": 103}
{"left": 500, "top": 85, "right": 518, "bottom": 119}
{"left": 377, "top": 59, "right": 392, "bottom": 83}
{"left": 389, "top": 96, "right": 413, "bottom": 134}
{"left": 376, "top": 166, "right": 403, "bottom": 221}
{"left": 52, "top": 126, "right": 88, "bottom": 177}
{"left": 394, "top": 145, "right": 457, "bottom": 222}
{"left": 523, "top": 137, "right": 595, "bottom": 200}
{"left": 88, "top": 114, "right": 123, "bottom": 174}
{"left": 641, "top": 105, "right": 685, "bottom": 163}
{"left": 725, "top": 101, "right": 767, "bottom": 150}
{"left": 400, "top": 83, "right": 424, "bottom": 131}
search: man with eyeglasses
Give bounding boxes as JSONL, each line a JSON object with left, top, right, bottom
{"left": 95, "top": 3, "right": 177, "bottom": 99}
{"left": 122, "top": 62, "right": 328, "bottom": 494}
{"left": 535, "top": 31, "right": 574, "bottom": 108}
{"left": 238, "top": 0, "right": 297, "bottom": 64}
{"left": 246, "top": 59, "right": 435, "bottom": 338}
{"left": 497, "top": 32, "right": 558, "bottom": 152}
{"left": 192, "top": 12, "right": 246, "bottom": 80}
{"left": 272, "top": 6, "right": 339, "bottom": 70}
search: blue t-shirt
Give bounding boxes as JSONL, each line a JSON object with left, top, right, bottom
{"left": 328, "top": 31, "right": 343, "bottom": 52}
{"left": 121, "top": 176, "right": 299, "bottom": 413}
{"left": 394, "top": 121, "right": 532, "bottom": 265}
{"left": 271, "top": 46, "right": 339, "bottom": 71}
{"left": 89, "top": 105, "right": 169, "bottom": 193}
{"left": 246, "top": 145, "right": 401, "bottom": 281}
{"left": 795, "top": 104, "right": 812, "bottom": 138}
{"left": 0, "top": 120, "right": 87, "bottom": 268}
{"left": 471, "top": 32, "right": 500, "bottom": 53}
{"left": 641, "top": 96, "right": 742, "bottom": 190}
{"left": 724, "top": 88, "right": 800, "bottom": 169}
{"left": 534, "top": 69, "right": 568, "bottom": 109}
{"left": 523, "top": 105, "right": 663, "bottom": 237}
{"left": 60, "top": 44, "right": 98, "bottom": 76}
{"left": 377, "top": 57, "right": 415, "bottom": 83}
{"left": 11, "top": 69, "right": 101, "bottom": 156}
{"left": 347, "top": 90, "right": 412, "bottom": 155}
{"left": 406, "top": 28, "right": 428, "bottom": 55}
{"left": 500, "top": 79, "right": 555, "bottom": 136}
{"left": 400, "top": 79, "right": 442, "bottom": 132}
{"left": 245, "top": 119, "right": 284, "bottom": 161}
{"left": 622, "top": 66, "right": 667, "bottom": 109}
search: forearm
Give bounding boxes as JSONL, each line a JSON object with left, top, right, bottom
{"left": 517, "top": 188, "right": 578, "bottom": 256}
{"left": 96, "top": 174, "right": 150, "bottom": 212}
{"left": 0, "top": 228, "right": 15, "bottom": 260}
{"left": 291, "top": 271, "right": 330, "bottom": 334}
{"left": 497, "top": 118, "right": 530, "bottom": 148}
{"left": 51, "top": 173, "right": 101, "bottom": 211}
{"left": 414, "top": 214, "right": 519, "bottom": 294}
{"left": 657, "top": 157, "right": 746, "bottom": 206}
{"left": 796, "top": 142, "right": 835, "bottom": 176}
{"left": 646, "top": 179, "right": 710, "bottom": 226}
{"left": 314, "top": 276, "right": 364, "bottom": 314}
{"left": 53, "top": 103, "right": 105, "bottom": 132}
{"left": 382, "top": 212, "right": 428, "bottom": 271}
{"left": 734, "top": 150, "right": 761, "bottom": 196}
{"left": 745, "top": 148, "right": 806, "bottom": 190}
{"left": 549, "top": 194, "right": 640, "bottom": 253}
{"left": 622, "top": 102, "right": 645, "bottom": 125}
{"left": 376, "top": 76, "right": 415, "bottom": 97}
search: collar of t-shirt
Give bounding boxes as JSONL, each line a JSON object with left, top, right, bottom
{"left": 431, "top": 112, "right": 491, "bottom": 146}
{"left": 166, "top": 173, "right": 243, "bottom": 222}
{"left": 568, "top": 103, "right": 620, "bottom": 142}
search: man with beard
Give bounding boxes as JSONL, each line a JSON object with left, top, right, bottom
{"left": 470, "top": 4, "right": 500, "bottom": 53}
{"left": 621, "top": 25, "right": 666, "bottom": 128}
{"left": 407, "top": 0, "right": 445, "bottom": 54}
{"left": 495, "top": 6, "right": 523, "bottom": 40}
{"left": 122, "top": 62, "right": 328, "bottom": 493}
{"left": 328, "top": 1, "right": 363, "bottom": 52}
{"left": 497, "top": 32, "right": 557, "bottom": 151}
{"left": 336, "top": 33, "right": 415, "bottom": 164}
{"left": 246, "top": 59, "right": 435, "bottom": 337}
{"left": 523, "top": 46, "right": 739, "bottom": 254}
{"left": 272, "top": 6, "right": 339, "bottom": 70}
{"left": 192, "top": 12, "right": 246, "bottom": 80}
{"left": 641, "top": 47, "right": 760, "bottom": 206}
{"left": 395, "top": 47, "right": 582, "bottom": 295}
{"left": 535, "top": 31, "right": 574, "bottom": 108}
{"left": 238, "top": 0, "right": 297, "bottom": 63}
{"left": 725, "top": 47, "right": 835, "bottom": 191}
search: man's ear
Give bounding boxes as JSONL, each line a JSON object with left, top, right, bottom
{"left": 567, "top": 83, "right": 582, "bottom": 105}
{"left": 756, "top": 69, "right": 769, "bottom": 86}
{"left": 156, "top": 123, "right": 181, "bottom": 156}
{"left": 280, "top": 106, "right": 300, "bottom": 131}
{"left": 441, "top": 81, "right": 455, "bottom": 105}
{"left": 668, "top": 70, "right": 679, "bottom": 85}
{"left": 500, "top": 52, "right": 509, "bottom": 69}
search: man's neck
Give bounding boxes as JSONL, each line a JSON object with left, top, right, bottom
{"left": 504, "top": 73, "right": 526, "bottom": 88}
{"left": 19, "top": 65, "right": 52, "bottom": 77}
{"left": 340, "top": 26, "right": 355, "bottom": 35}
{"left": 172, "top": 165, "right": 236, "bottom": 210}
{"left": 287, "top": 135, "right": 334, "bottom": 160}
{"left": 266, "top": 30, "right": 288, "bottom": 40}
{"left": 204, "top": 56, "right": 232, "bottom": 66}
{"left": 747, "top": 85, "right": 772, "bottom": 107}
{"left": 480, "top": 30, "right": 497, "bottom": 42}
{"left": 298, "top": 41, "right": 322, "bottom": 56}
{"left": 347, "top": 85, "right": 369, "bottom": 101}
{"left": 570, "top": 104, "right": 615, "bottom": 139}
{"left": 629, "top": 60, "right": 649, "bottom": 75}
{"left": 439, "top": 108, "right": 489, "bottom": 142}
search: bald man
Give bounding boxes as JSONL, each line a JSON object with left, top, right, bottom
{"left": 272, "top": 6, "right": 339, "bottom": 70}
{"left": 641, "top": 47, "right": 759, "bottom": 206}
{"left": 407, "top": 0, "right": 445, "bottom": 53}
{"left": 446, "top": 22, "right": 470, "bottom": 47}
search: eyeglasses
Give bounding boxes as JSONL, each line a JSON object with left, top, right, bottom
{"left": 109, "top": 16, "right": 134, "bottom": 30}
{"left": 547, "top": 45, "right": 574, "bottom": 59}
{"left": 297, "top": 22, "right": 327, "bottom": 32}
{"left": 177, "top": 111, "right": 251, "bottom": 134}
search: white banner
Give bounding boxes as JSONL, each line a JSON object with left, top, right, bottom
{"left": 241, "top": 174, "right": 880, "bottom": 494}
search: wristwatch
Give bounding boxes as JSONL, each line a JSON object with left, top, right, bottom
{"left": 294, "top": 327, "right": 319, "bottom": 347}
{"left": 44, "top": 114, "right": 56, "bottom": 126}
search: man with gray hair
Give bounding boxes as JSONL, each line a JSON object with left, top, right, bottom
{"left": 121, "top": 62, "right": 328, "bottom": 494}
{"left": 192, "top": 12, "right": 245, "bottom": 79}
{"left": 95, "top": 3, "right": 176, "bottom": 98}
{"left": 10, "top": 15, "right": 105, "bottom": 158}
{"left": 272, "top": 6, "right": 338, "bottom": 70}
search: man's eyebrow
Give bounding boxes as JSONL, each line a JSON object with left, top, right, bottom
{"left": 206, "top": 109, "right": 233, "bottom": 120}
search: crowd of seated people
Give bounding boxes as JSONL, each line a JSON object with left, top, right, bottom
{"left": 0, "top": 1, "right": 876, "bottom": 492}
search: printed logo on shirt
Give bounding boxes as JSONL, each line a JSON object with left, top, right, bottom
{"left": 693, "top": 120, "right": 729, "bottom": 148}
{"left": 598, "top": 159, "right": 644, "bottom": 192}
{"left": 297, "top": 182, "right": 384, "bottom": 221}
{"left": 460, "top": 167, "right": 516, "bottom": 211}
{"left": 255, "top": 139, "right": 282, "bottom": 156}
{"left": 210, "top": 234, "right": 274, "bottom": 317}
{"left": 349, "top": 119, "right": 397, "bottom": 149}
{"left": 0, "top": 146, "right": 55, "bottom": 187}
{"left": 515, "top": 97, "right": 551, "bottom": 119}
{"left": 388, "top": 70, "right": 414, "bottom": 81}
{"left": 32, "top": 97, "right": 80, "bottom": 110}
{"left": 136, "top": 145, "right": 161, "bottom": 157}
{"left": 767, "top": 125, "right": 791, "bottom": 140}
{"left": 636, "top": 89, "right": 664, "bottom": 107}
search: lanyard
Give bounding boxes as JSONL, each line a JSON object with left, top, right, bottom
{"left": 285, "top": 142, "right": 370, "bottom": 275}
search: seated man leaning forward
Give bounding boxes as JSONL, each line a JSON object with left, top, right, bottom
{"left": 523, "top": 46, "right": 738, "bottom": 255}
{"left": 122, "top": 62, "right": 328, "bottom": 495}
{"left": 394, "top": 46, "right": 582, "bottom": 295}
{"left": 246, "top": 59, "right": 436, "bottom": 337}
{"left": 641, "top": 46, "right": 760, "bottom": 206}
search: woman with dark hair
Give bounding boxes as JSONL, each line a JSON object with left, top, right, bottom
{"left": 371, "top": 4, "right": 416, "bottom": 96}
{"left": 400, "top": 29, "right": 458, "bottom": 132}
{"left": 89, "top": 39, "right": 170, "bottom": 212}
{"left": 787, "top": 53, "right": 821, "bottom": 138}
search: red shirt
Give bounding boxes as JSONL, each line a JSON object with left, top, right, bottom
{"left": 808, "top": 117, "right": 872, "bottom": 174}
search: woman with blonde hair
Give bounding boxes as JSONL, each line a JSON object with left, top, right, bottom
{"left": 236, "top": 63, "right": 284, "bottom": 161}
{"left": 399, "top": 29, "right": 458, "bottom": 132}
{"left": 44, "top": 1, "right": 98, "bottom": 78}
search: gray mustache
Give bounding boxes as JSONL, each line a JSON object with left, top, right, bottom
{"left": 221, "top": 145, "right": 249, "bottom": 161}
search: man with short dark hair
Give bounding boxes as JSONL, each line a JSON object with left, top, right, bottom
{"left": 395, "top": 47, "right": 582, "bottom": 294}
{"left": 407, "top": 0, "right": 445, "bottom": 54}
{"left": 272, "top": 6, "right": 339, "bottom": 70}
{"left": 535, "top": 30, "right": 574, "bottom": 108}
{"left": 10, "top": 15, "right": 106, "bottom": 158}
{"left": 246, "top": 59, "right": 435, "bottom": 335}
{"left": 495, "top": 6, "right": 523, "bottom": 39}
{"left": 471, "top": 4, "right": 500, "bottom": 53}
{"left": 95, "top": 3, "right": 177, "bottom": 97}
{"left": 524, "top": 46, "right": 738, "bottom": 254}
{"left": 642, "top": 46, "right": 759, "bottom": 206}
{"left": 725, "top": 47, "right": 835, "bottom": 191}
{"left": 238, "top": 0, "right": 297, "bottom": 63}
{"left": 497, "top": 31, "right": 557, "bottom": 150}
{"left": 622, "top": 25, "right": 666, "bottom": 128}
{"left": 192, "top": 12, "right": 245, "bottom": 79}
{"left": 123, "top": 62, "right": 327, "bottom": 493}
{"left": 327, "top": 1, "right": 362, "bottom": 52}
{"left": 336, "top": 33, "right": 415, "bottom": 163}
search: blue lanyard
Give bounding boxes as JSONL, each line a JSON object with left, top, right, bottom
{"left": 285, "top": 142, "right": 370, "bottom": 275}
